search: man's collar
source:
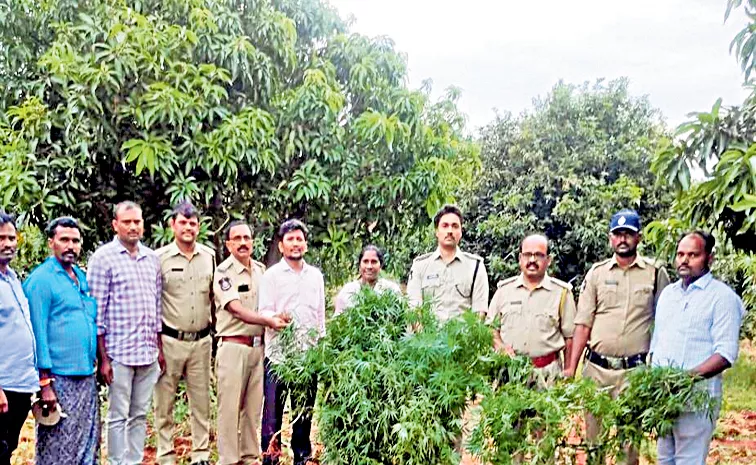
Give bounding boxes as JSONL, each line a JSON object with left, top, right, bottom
{"left": 609, "top": 254, "right": 646, "bottom": 269}
{"left": 112, "top": 237, "right": 146, "bottom": 258}
{"left": 167, "top": 241, "right": 198, "bottom": 258}
{"left": 230, "top": 255, "right": 252, "bottom": 273}
{"left": 515, "top": 273, "right": 553, "bottom": 290}
{"left": 432, "top": 247, "right": 461, "bottom": 262}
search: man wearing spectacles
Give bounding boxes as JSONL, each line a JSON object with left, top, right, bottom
{"left": 486, "top": 234, "right": 576, "bottom": 387}
{"left": 567, "top": 209, "right": 670, "bottom": 465}
{"left": 212, "top": 221, "right": 289, "bottom": 465}
{"left": 407, "top": 204, "right": 489, "bottom": 322}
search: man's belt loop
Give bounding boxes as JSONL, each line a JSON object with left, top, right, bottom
{"left": 585, "top": 347, "right": 648, "bottom": 370}
{"left": 161, "top": 323, "right": 211, "bottom": 342}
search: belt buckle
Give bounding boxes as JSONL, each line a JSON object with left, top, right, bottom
{"left": 607, "top": 356, "right": 623, "bottom": 370}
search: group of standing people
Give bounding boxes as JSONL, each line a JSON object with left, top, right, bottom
{"left": 0, "top": 200, "right": 746, "bottom": 465}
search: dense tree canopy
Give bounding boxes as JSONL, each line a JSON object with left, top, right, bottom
{"left": 464, "top": 79, "right": 672, "bottom": 287}
{"left": 0, "top": 0, "right": 478, "bottom": 282}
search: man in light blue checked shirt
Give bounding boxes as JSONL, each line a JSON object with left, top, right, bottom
{"left": 650, "top": 231, "right": 745, "bottom": 465}
{"left": 88, "top": 201, "right": 163, "bottom": 465}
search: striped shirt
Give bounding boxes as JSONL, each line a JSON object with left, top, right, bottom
{"left": 650, "top": 272, "right": 744, "bottom": 398}
{"left": 88, "top": 238, "right": 162, "bottom": 366}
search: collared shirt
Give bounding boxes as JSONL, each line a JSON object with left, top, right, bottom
{"left": 650, "top": 273, "right": 744, "bottom": 399}
{"left": 88, "top": 238, "right": 162, "bottom": 366}
{"left": 575, "top": 254, "right": 670, "bottom": 357}
{"left": 24, "top": 257, "right": 98, "bottom": 376}
{"left": 259, "top": 259, "right": 326, "bottom": 364}
{"left": 213, "top": 255, "right": 266, "bottom": 337}
{"left": 334, "top": 278, "right": 401, "bottom": 315}
{"left": 406, "top": 247, "right": 489, "bottom": 321}
{"left": 487, "top": 274, "right": 576, "bottom": 357}
{"left": 0, "top": 266, "right": 38, "bottom": 392}
{"left": 156, "top": 241, "right": 215, "bottom": 333}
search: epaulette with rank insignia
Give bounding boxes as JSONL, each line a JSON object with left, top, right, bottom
{"left": 412, "top": 252, "right": 433, "bottom": 263}
{"left": 496, "top": 276, "right": 518, "bottom": 288}
{"left": 550, "top": 276, "right": 573, "bottom": 291}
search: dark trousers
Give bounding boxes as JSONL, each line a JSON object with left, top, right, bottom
{"left": 261, "top": 358, "right": 317, "bottom": 465}
{"left": 0, "top": 390, "right": 33, "bottom": 465}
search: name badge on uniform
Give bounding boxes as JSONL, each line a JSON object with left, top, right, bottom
{"left": 218, "top": 277, "right": 232, "bottom": 291}
{"left": 604, "top": 279, "right": 618, "bottom": 285}
{"left": 238, "top": 284, "right": 250, "bottom": 292}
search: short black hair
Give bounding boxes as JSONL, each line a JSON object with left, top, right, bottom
{"left": 433, "top": 204, "right": 463, "bottom": 228}
{"left": 45, "top": 217, "right": 80, "bottom": 239}
{"left": 224, "top": 220, "right": 251, "bottom": 241}
{"left": 0, "top": 211, "right": 15, "bottom": 230}
{"left": 680, "top": 230, "right": 716, "bottom": 256}
{"left": 171, "top": 201, "right": 199, "bottom": 220}
{"left": 278, "top": 219, "right": 308, "bottom": 241}
{"left": 358, "top": 244, "right": 385, "bottom": 268}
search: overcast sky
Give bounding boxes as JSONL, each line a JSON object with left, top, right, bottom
{"left": 329, "top": 0, "right": 750, "bottom": 132}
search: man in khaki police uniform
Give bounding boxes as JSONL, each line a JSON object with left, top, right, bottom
{"left": 407, "top": 204, "right": 489, "bottom": 320}
{"left": 213, "top": 221, "right": 289, "bottom": 465}
{"left": 567, "top": 209, "right": 670, "bottom": 465}
{"left": 487, "top": 234, "right": 576, "bottom": 388}
{"left": 154, "top": 202, "right": 215, "bottom": 465}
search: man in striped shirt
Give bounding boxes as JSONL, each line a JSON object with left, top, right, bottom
{"left": 88, "top": 201, "right": 163, "bottom": 465}
{"left": 651, "top": 231, "right": 744, "bottom": 465}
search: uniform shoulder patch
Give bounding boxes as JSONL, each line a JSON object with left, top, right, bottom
{"left": 642, "top": 256, "right": 664, "bottom": 268}
{"left": 218, "top": 276, "right": 232, "bottom": 291}
{"left": 550, "top": 277, "right": 573, "bottom": 290}
{"left": 496, "top": 276, "right": 518, "bottom": 288}
{"left": 412, "top": 252, "right": 433, "bottom": 263}
{"left": 252, "top": 259, "right": 266, "bottom": 272}
{"left": 461, "top": 251, "right": 483, "bottom": 262}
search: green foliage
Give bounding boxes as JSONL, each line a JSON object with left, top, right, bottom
{"left": 467, "top": 79, "right": 672, "bottom": 289}
{"left": 0, "top": 0, "right": 479, "bottom": 281}
{"left": 273, "top": 290, "right": 514, "bottom": 465}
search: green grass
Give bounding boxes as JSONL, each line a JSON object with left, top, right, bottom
{"left": 722, "top": 344, "right": 756, "bottom": 412}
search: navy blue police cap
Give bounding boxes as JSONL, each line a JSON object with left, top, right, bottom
{"left": 609, "top": 209, "right": 641, "bottom": 233}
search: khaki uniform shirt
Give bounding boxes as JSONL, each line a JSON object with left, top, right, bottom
{"left": 155, "top": 242, "right": 215, "bottom": 333}
{"left": 487, "top": 274, "right": 576, "bottom": 357}
{"left": 213, "top": 255, "right": 266, "bottom": 337}
{"left": 575, "top": 255, "right": 670, "bottom": 357}
{"left": 407, "top": 247, "right": 488, "bottom": 321}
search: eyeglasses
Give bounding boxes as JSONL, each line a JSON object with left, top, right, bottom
{"left": 520, "top": 252, "right": 548, "bottom": 261}
{"left": 228, "top": 235, "right": 252, "bottom": 243}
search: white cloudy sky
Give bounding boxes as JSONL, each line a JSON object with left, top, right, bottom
{"left": 328, "top": 0, "right": 750, "bottom": 132}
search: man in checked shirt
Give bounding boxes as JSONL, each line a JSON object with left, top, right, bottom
{"left": 88, "top": 201, "right": 163, "bottom": 465}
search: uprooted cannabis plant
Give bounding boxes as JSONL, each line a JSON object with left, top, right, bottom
{"left": 273, "top": 289, "right": 712, "bottom": 465}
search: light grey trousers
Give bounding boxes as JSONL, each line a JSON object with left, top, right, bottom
{"left": 657, "top": 405, "right": 720, "bottom": 465}
{"left": 107, "top": 360, "right": 160, "bottom": 465}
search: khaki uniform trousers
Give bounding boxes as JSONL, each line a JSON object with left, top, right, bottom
{"left": 154, "top": 335, "right": 212, "bottom": 465}
{"left": 216, "top": 340, "right": 265, "bottom": 465}
{"left": 583, "top": 360, "right": 638, "bottom": 465}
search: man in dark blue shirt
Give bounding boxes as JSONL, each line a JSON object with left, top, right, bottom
{"left": 24, "top": 217, "right": 99, "bottom": 465}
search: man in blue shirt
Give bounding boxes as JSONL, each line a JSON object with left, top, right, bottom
{"left": 0, "top": 211, "right": 38, "bottom": 465}
{"left": 24, "top": 217, "right": 99, "bottom": 465}
{"left": 651, "top": 231, "right": 744, "bottom": 465}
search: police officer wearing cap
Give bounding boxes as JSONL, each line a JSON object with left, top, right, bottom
{"left": 407, "top": 204, "right": 489, "bottom": 321}
{"left": 486, "top": 234, "right": 576, "bottom": 388}
{"left": 567, "top": 209, "right": 670, "bottom": 465}
{"left": 213, "top": 221, "right": 289, "bottom": 465}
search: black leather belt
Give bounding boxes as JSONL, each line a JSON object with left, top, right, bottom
{"left": 161, "top": 323, "right": 211, "bottom": 342}
{"left": 586, "top": 347, "right": 647, "bottom": 370}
